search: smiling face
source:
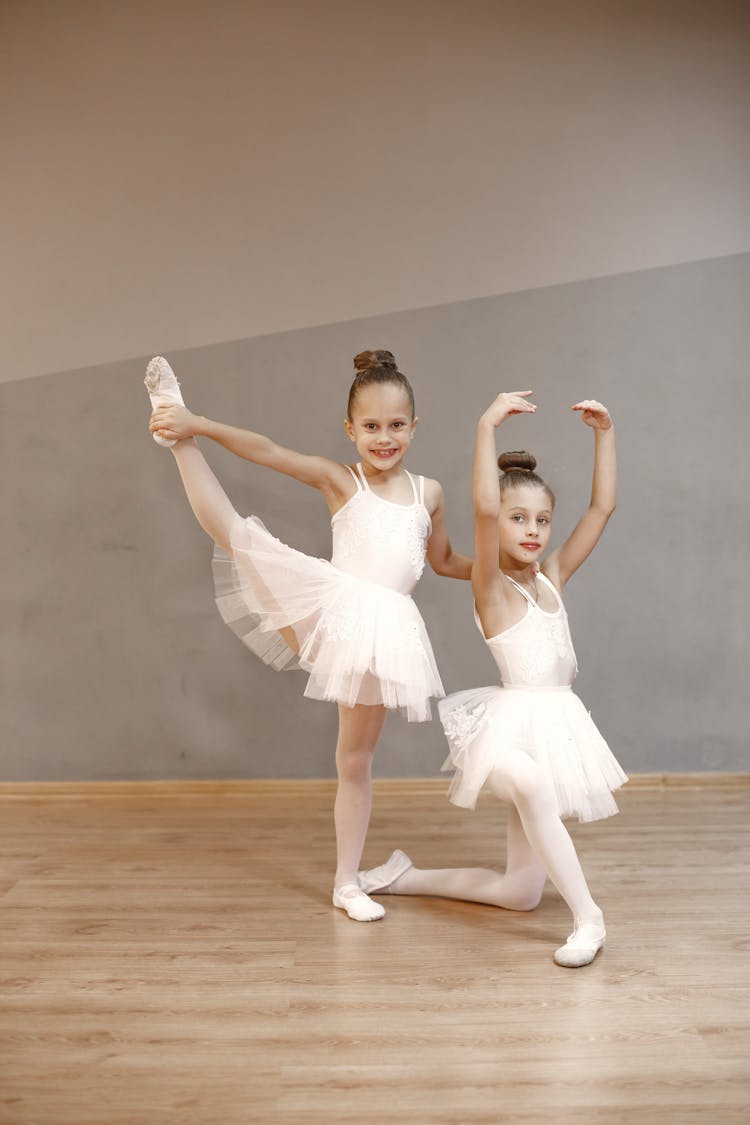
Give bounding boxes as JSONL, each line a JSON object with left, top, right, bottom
{"left": 344, "top": 383, "right": 417, "bottom": 473}
{"left": 498, "top": 483, "right": 554, "bottom": 567}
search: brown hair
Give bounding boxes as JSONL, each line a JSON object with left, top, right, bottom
{"left": 498, "top": 451, "right": 555, "bottom": 507}
{"left": 347, "top": 350, "right": 415, "bottom": 420}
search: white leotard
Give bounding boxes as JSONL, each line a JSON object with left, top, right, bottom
{"left": 479, "top": 573, "right": 578, "bottom": 688}
{"left": 441, "top": 573, "right": 628, "bottom": 820}
{"left": 331, "top": 464, "right": 431, "bottom": 594}
{"left": 213, "top": 462, "right": 443, "bottom": 720}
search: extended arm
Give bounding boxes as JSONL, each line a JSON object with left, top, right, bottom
{"left": 544, "top": 400, "right": 616, "bottom": 588}
{"left": 149, "top": 403, "right": 350, "bottom": 497}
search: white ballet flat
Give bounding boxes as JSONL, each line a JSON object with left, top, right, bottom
{"left": 332, "top": 883, "right": 386, "bottom": 922}
{"left": 144, "top": 356, "right": 184, "bottom": 447}
{"left": 553, "top": 923, "right": 606, "bottom": 968}
{"left": 357, "top": 849, "right": 413, "bottom": 895}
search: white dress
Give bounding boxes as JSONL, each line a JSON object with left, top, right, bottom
{"left": 439, "top": 573, "right": 627, "bottom": 822}
{"left": 212, "top": 463, "right": 444, "bottom": 721}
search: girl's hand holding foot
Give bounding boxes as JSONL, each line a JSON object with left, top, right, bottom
{"left": 149, "top": 404, "right": 201, "bottom": 444}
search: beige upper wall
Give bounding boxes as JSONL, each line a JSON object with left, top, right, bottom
{"left": 2, "top": 0, "right": 749, "bottom": 383}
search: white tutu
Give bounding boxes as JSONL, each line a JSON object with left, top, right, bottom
{"left": 439, "top": 685, "right": 628, "bottom": 822}
{"left": 212, "top": 514, "right": 444, "bottom": 721}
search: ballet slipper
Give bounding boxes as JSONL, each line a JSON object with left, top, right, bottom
{"left": 332, "top": 883, "right": 386, "bottom": 922}
{"left": 357, "top": 849, "right": 413, "bottom": 894}
{"left": 144, "top": 356, "right": 185, "bottom": 447}
{"left": 553, "top": 922, "right": 606, "bottom": 968}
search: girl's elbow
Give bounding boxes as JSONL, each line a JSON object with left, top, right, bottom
{"left": 431, "top": 549, "right": 462, "bottom": 578}
{"left": 429, "top": 555, "right": 450, "bottom": 577}
{"left": 593, "top": 498, "right": 616, "bottom": 520}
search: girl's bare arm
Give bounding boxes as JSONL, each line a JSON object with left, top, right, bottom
{"left": 150, "top": 404, "right": 352, "bottom": 501}
{"left": 424, "top": 481, "right": 473, "bottom": 579}
{"left": 471, "top": 392, "right": 536, "bottom": 619}
{"left": 543, "top": 400, "right": 616, "bottom": 589}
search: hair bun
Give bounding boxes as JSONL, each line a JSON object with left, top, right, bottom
{"left": 498, "top": 450, "right": 537, "bottom": 474}
{"left": 353, "top": 349, "right": 398, "bottom": 374}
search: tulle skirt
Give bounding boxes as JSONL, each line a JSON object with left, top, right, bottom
{"left": 439, "top": 684, "right": 628, "bottom": 822}
{"left": 212, "top": 514, "right": 444, "bottom": 721}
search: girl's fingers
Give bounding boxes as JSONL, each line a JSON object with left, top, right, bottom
{"left": 571, "top": 399, "right": 612, "bottom": 428}
{"left": 507, "top": 391, "right": 536, "bottom": 411}
{"left": 484, "top": 390, "right": 536, "bottom": 425}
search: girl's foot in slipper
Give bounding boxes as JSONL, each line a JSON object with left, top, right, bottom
{"left": 553, "top": 920, "right": 606, "bottom": 967}
{"left": 358, "top": 849, "right": 413, "bottom": 894}
{"left": 332, "top": 883, "right": 386, "bottom": 921}
{"left": 144, "top": 356, "right": 185, "bottom": 447}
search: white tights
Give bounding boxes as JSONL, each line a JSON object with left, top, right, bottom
{"left": 388, "top": 749, "right": 603, "bottom": 928}
{"left": 171, "top": 439, "right": 236, "bottom": 551}
{"left": 167, "top": 439, "right": 381, "bottom": 891}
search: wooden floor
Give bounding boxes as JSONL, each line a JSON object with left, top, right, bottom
{"left": 0, "top": 779, "right": 748, "bottom": 1125}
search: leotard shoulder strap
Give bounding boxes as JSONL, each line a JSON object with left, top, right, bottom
{"left": 346, "top": 464, "right": 366, "bottom": 492}
{"left": 404, "top": 471, "right": 421, "bottom": 505}
{"left": 535, "top": 571, "right": 564, "bottom": 610}
{"left": 355, "top": 464, "right": 422, "bottom": 506}
{"left": 504, "top": 574, "right": 536, "bottom": 606}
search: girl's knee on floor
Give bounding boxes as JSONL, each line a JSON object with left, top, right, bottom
{"left": 502, "top": 883, "right": 545, "bottom": 912}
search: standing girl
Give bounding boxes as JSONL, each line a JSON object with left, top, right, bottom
{"left": 359, "top": 390, "right": 627, "bottom": 964}
{"left": 144, "top": 350, "right": 471, "bottom": 922}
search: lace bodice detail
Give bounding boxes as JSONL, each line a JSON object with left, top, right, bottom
{"left": 330, "top": 465, "right": 431, "bottom": 594}
{"left": 480, "top": 573, "right": 578, "bottom": 688}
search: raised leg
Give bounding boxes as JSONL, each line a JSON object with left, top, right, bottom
{"left": 170, "top": 439, "right": 300, "bottom": 650}
{"left": 144, "top": 357, "right": 238, "bottom": 552}
{"left": 169, "top": 439, "right": 238, "bottom": 553}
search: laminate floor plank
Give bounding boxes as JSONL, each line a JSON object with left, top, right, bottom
{"left": 0, "top": 782, "right": 747, "bottom": 1124}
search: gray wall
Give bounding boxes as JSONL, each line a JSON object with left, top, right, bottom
{"left": 3, "top": 0, "right": 750, "bottom": 383}
{"left": 2, "top": 253, "right": 749, "bottom": 780}
{"left": 3, "top": 1, "right": 749, "bottom": 779}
